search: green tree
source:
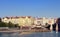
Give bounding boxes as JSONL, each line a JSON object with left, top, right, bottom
{"left": 0, "top": 22, "right": 8, "bottom": 27}
{"left": 0, "top": 18, "right": 1, "bottom": 22}
{"left": 14, "top": 24, "right": 19, "bottom": 27}
{"left": 8, "top": 22, "right": 14, "bottom": 28}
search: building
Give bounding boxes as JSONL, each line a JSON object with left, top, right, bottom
{"left": 1, "top": 16, "right": 56, "bottom": 27}
{"left": 18, "top": 16, "right": 34, "bottom": 26}
{"left": 48, "top": 18, "right": 55, "bottom": 25}
{"left": 34, "top": 18, "right": 43, "bottom": 25}
{"left": 2, "top": 16, "right": 34, "bottom": 27}
{"left": 2, "top": 17, "right": 10, "bottom": 23}
{"left": 42, "top": 17, "right": 48, "bottom": 26}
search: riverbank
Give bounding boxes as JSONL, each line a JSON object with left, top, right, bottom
{"left": 19, "top": 28, "right": 50, "bottom": 32}
{"left": 0, "top": 28, "right": 50, "bottom": 33}
{"left": 0, "top": 29, "right": 20, "bottom": 33}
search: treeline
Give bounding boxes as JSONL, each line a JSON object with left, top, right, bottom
{"left": 0, "top": 22, "right": 19, "bottom": 28}
{"left": 0, "top": 19, "right": 19, "bottom": 28}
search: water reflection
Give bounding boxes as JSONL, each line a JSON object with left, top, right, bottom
{"left": 0, "top": 31, "right": 60, "bottom": 37}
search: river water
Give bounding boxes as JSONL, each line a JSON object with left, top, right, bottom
{"left": 0, "top": 31, "right": 60, "bottom": 37}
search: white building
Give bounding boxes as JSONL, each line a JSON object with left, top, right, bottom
{"left": 2, "top": 17, "right": 10, "bottom": 23}
{"left": 48, "top": 18, "right": 55, "bottom": 25}
{"left": 34, "top": 18, "right": 43, "bottom": 25}
{"left": 2, "top": 17, "right": 19, "bottom": 24}
{"left": 34, "top": 17, "right": 55, "bottom": 27}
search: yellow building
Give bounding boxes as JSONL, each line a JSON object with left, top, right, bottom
{"left": 42, "top": 17, "right": 49, "bottom": 25}
{"left": 18, "top": 16, "right": 34, "bottom": 26}
{"left": 10, "top": 17, "right": 19, "bottom": 24}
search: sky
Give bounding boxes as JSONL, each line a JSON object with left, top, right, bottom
{"left": 0, "top": 0, "right": 60, "bottom": 18}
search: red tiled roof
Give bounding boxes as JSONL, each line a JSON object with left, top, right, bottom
{"left": 28, "top": 16, "right": 31, "bottom": 18}
{"left": 21, "top": 16, "right": 26, "bottom": 18}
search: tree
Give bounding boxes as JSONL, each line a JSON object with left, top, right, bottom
{"left": 8, "top": 22, "right": 14, "bottom": 28}
{"left": 0, "top": 22, "right": 8, "bottom": 27}
{"left": 56, "top": 18, "right": 60, "bottom": 31}
{"left": 53, "top": 18, "right": 60, "bottom": 31}
{"left": 14, "top": 24, "right": 19, "bottom": 27}
{"left": 0, "top": 18, "right": 1, "bottom": 22}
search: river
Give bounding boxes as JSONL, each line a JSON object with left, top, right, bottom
{"left": 0, "top": 31, "right": 60, "bottom": 37}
